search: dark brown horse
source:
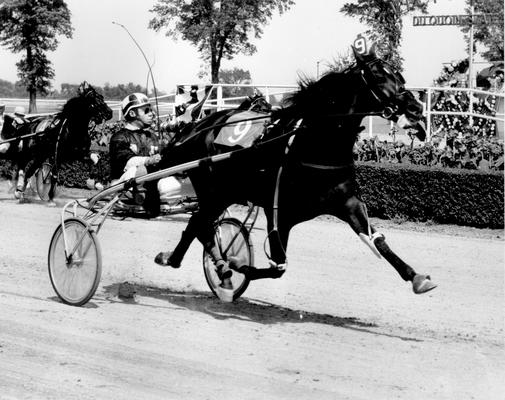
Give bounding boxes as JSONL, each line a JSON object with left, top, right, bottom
{"left": 0, "top": 82, "right": 112, "bottom": 201}
{"left": 154, "top": 43, "right": 436, "bottom": 299}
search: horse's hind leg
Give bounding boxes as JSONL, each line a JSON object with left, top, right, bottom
{"left": 336, "top": 195, "right": 436, "bottom": 294}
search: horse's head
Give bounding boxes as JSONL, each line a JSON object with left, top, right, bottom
{"left": 238, "top": 94, "right": 272, "bottom": 113}
{"left": 55, "top": 82, "right": 112, "bottom": 161}
{"left": 351, "top": 39, "right": 426, "bottom": 141}
{"left": 76, "top": 81, "right": 113, "bottom": 123}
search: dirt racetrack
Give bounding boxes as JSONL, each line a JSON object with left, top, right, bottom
{"left": 0, "top": 180, "right": 503, "bottom": 400}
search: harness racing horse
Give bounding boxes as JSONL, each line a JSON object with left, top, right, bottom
{"left": 155, "top": 42, "right": 436, "bottom": 299}
{"left": 0, "top": 82, "right": 112, "bottom": 201}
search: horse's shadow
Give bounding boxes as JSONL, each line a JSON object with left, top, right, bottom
{"left": 102, "top": 283, "right": 421, "bottom": 342}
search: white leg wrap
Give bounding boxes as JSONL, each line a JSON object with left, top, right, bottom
{"left": 16, "top": 170, "right": 25, "bottom": 191}
{"left": 268, "top": 260, "right": 287, "bottom": 271}
{"left": 359, "top": 232, "right": 384, "bottom": 259}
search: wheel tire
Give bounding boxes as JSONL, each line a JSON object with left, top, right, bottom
{"left": 202, "top": 218, "right": 252, "bottom": 301}
{"left": 48, "top": 218, "right": 102, "bottom": 306}
{"left": 36, "top": 163, "right": 55, "bottom": 201}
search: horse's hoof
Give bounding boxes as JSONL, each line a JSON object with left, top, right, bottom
{"left": 268, "top": 266, "right": 286, "bottom": 279}
{"left": 228, "top": 256, "right": 245, "bottom": 270}
{"left": 14, "top": 190, "right": 24, "bottom": 201}
{"left": 217, "top": 278, "right": 234, "bottom": 303}
{"left": 412, "top": 274, "right": 437, "bottom": 294}
{"left": 216, "top": 261, "right": 233, "bottom": 281}
{"left": 154, "top": 251, "right": 181, "bottom": 268}
{"left": 47, "top": 200, "right": 57, "bottom": 207}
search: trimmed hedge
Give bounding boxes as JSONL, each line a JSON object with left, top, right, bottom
{"left": 56, "top": 152, "right": 111, "bottom": 188}
{"left": 355, "top": 162, "right": 504, "bottom": 228}
{"left": 0, "top": 151, "right": 110, "bottom": 189}
{"left": 1, "top": 157, "right": 503, "bottom": 228}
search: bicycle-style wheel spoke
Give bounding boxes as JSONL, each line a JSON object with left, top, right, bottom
{"left": 48, "top": 218, "right": 102, "bottom": 306}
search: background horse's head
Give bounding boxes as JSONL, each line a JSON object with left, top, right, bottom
{"left": 237, "top": 94, "right": 272, "bottom": 113}
{"left": 58, "top": 81, "right": 113, "bottom": 160}
{"left": 71, "top": 81, "right": 113, "bottom": 123}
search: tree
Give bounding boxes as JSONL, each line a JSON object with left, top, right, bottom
{"left": 149, "top": 0, "right": 294, "bottom": 83}
{"left": 0, "top": 0, "right": 72, "bottom": 112}
{"left": 327, "top": 49, "right": 355, "bottom": 73}
{"left": 219, "top": 67, "right": 252, "bottom": 97}
{"left": 341, "top": 0, "right": 430, "bottom": 71}
{"left": 460, "top": 0, "right": 504, "bottom": 62}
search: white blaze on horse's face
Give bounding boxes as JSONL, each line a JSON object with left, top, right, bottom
{"left": 396, "top": 114, "right": 411, "bottom": 128}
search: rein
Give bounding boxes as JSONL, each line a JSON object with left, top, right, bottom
{"left": 0, "top": 130, "right": 46, "bottom": 144}
{"left": 188, "top": 109, "right": 381, "bottom": 138}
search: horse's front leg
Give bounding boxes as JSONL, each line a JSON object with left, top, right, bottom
{"left": 154, "top": 213, "right": 199, "bottom": 268}
{"left": 13, "top": 167, "right": 26, "bottom": 201}
{"left": 13, "top": 148, "right": 34, "bottom": 201}
{"left": 334, "top": 192, "right": 436, "bottom": 294}
{"left": 155, "top": 203, "right": 233, "bottom": 283}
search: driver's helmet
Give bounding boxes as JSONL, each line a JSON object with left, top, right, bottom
{"left": 121, "top": 93, "right": 150, "bottom": 119}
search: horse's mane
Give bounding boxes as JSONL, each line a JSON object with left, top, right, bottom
{"left": 273, "top": 69, "right": 361, "bottom": 123}
{"left": 61, "top": 94, "right": 83, "bottom": 116}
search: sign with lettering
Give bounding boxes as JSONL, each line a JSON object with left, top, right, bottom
{"left": 413, "top": 13, "right": 501, "bottom": 26}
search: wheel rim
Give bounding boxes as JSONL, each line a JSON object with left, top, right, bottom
{"left": 49, "top": 220, "right": 100, "bottom": 305}
{"left": 203, "top": 219, "right": 251, "bottom": 300}
{"left": 36, "top": 163, "right": 53, "bottom": 201}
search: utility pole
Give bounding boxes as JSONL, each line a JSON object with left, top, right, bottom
{"left": 468, "top": 0, "right": 474, "bottom": 89}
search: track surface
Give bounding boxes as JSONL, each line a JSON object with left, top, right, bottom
{"left": 0, "top": 182, "right": 503, "bottom": 400}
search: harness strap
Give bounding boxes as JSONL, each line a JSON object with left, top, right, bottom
{"left": 264, "top": 119, "right": 303, "bottom": 265}
{"left": 299, "top": 161, "right": 353, "bottom": 170}
{"left": 51, "top": 118, "right": 69, "bottom": 186}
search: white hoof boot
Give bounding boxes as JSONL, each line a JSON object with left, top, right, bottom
{"left": 14, "top": 189, "right": 24, "bottom": 201}
{"left": 412, "top": 274, "right": 437, "bottom": 294}
{"left": 217, "top": 278, "right": 234, "bottom": 303}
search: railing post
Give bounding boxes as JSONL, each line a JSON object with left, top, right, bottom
{"left": 426, "top": 88, "right": 432, "bottom": 140}
{"left": 217, "top": 85, "right": 223, "bottom": 111}
{"left": 468, "top": 88, "right": 474, "bottom": 131}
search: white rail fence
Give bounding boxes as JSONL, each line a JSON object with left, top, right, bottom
{"left": 1, "top": 84, "right": 503, "bottom": 140}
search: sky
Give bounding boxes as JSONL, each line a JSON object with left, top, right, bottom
{"left": 0, "top": 0, "right": 478, "bottom": 94}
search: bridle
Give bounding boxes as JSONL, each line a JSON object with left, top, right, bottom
{"left": 350, "top": 59, "right": 407, "bottom": 120}
{"left": 80, "top": 87, "right": 111, "bottom": 122}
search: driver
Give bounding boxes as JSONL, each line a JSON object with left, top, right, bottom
{"left": 109, "top": 93, "right": 185, "bottom": 216}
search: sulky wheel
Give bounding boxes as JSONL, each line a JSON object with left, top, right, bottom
{"left": 203, "top": 218, "right": 253, "bottom": 301}
{"left": 36, "top": 162, "right": 55, "bottom": 201}
{"left": 48, "top": 218, "right": 102, "bottom": 306}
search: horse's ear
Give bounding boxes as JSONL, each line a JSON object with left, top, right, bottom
{"left": 352, "top": 34, "right": 377, "bottom": 65}
{"left": 78, "top": 81, "right": 89, "bottom": 94}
